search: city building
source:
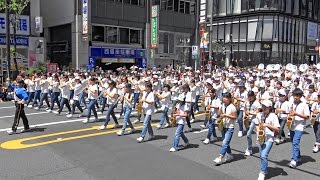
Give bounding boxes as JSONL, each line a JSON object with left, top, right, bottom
{"left": 41, "top": 0, "right": 197, "bottom": 71}
{"left": 203, "top": 0, "right": 320, "bottom": 67}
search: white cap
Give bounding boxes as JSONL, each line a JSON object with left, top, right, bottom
{"left": 261, "top": 100, "right": 273, "bottom": 107}
{"left": 144, "top": 77, "right": 151, "bottom": 81}
{"left": 205, "top": 79, "right": 213, "bottom": 85}
{"left": 278, "top": 89, "right": 287, "bottom": 96}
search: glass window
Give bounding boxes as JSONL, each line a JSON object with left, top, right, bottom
{"left": 119, "top": 28, "right": 129, "bottom": 44}
{"left": 240, "top": 22, "right": 247, "bottom": 41}
{"left": 130, "top": 29, "right": 140, "bottom": 44}
{"left": 270, "top": 0, "right": 279, "bottom": 10}
{"left": 308, "top": 0, "right": 313, "bottom": 19}
{"left": 168, "top": 0, "right": 173, "bottom": 10}
{"left": 131, "top": 0, "right": 139, "bottom": 5}
{"left": 262, "top": 16, "right": 273, "bottom": 40}
{"left": 233, "top": 0, "right": 241, "bottom": 14}
{"left": 278, "top": 17, "right": 283, "bottom": 41}
{"left": 161, "top": 0, "right": 167, "bottom": 10}
{"left": 123, "top": 0, "right": 130, "bottom": 4}
{"left": 169, "top": 33, "right": 174, "bottom": 53}
{"left": 212, "top": 26, "right": 218, "bottom": 41}
{"left": 139, "top": 0, "right": 145, "bottom": 6}
{"left": 256, "top": 18, "right": 263, "bottom": 41}
{"left": 248, "top": 21, "right": 257, "bottom": 41}
{"left": 179, "top": 0, "right": 185, "bottom": 13}
{"left": 185, "top": 1, "right": 190, "bottom": 14}
{"left": 158, "top": 32, "right": 169, "bottom": 54}
{"left": 219, "top": 0, "right": 226, "bottom": 16}
{"left": 286, "top": 0, "right": 292, "bottom": 13}
{"left": 293, "top": 0, "right": 299, "bottom": 15}
{"left": 241, "top": 0, "right": 249, "bottom": 12}
{"left": 261, "top": 0, "right": 271, "bottom": 10}
{"left": 218, "top": 23, "right": 225, "bottom": 40}
{"left": 106, "top": 26, "right": 118, "bottom": 44}
{"left": 174, "top": 0, "right": 179, "bottom": 12}
{"left": 255, "top": 0, "right": 261, "bottom": 10}
{"left": 232, "top": 23, "right": 240, "bottom": 42}
{"left": 190, "top": 2, "right": 196, "bottom": 14}
{"left": 248, "top": 0, "right": 255, "bottom": 11}
{"left": 301, "top": 0, "right": 307, "bottom": 16}
{"left": 92, "top": 26, "right": 105, "bottom": 42}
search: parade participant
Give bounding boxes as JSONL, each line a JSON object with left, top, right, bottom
{"left": 235, "top": 81, "right": 248, "bottom": 137}
{"left": 274, "top": 89, "right": 290, "bottom": 145}
{"left": 244, "top": 91, "right": 261, "bottom": 156}
{"left": 137, "top": 83, "right": 155, "bottom": 143}
{"left": 25, "top": 75, "right": 35, "bottom": 107}
{"left": 67, "top": 78, "right": 85, "bottom": 118}
{"left": 53, "top": 75, "right": 72, "bottom": 115}
{"left": 47, "top": 75, "right": 60, "bottom": 113}
{"left": 256, "top": 84, "right": 270, "bottom": 103}
{"left": 256, "top": 100, "right": 280, "bottom": 180}
{"left": 200, "top": 79, "right": 213, "bottom": 129}
{"left": 310, "top": 94, "right": 320, "bottom": 153}
{"left": 288, "top": 88, "right": 310, "bottom": 168}
{"left": 98, "top": 75, "right": 110, "bottom": 114}
{"left": 182, "top": 84, "right": 193, "bottom": 132}
{"left": 117, "top": 83, "right": 136, "bottom": 136}
{"left": 170, "top": 80, "right": 180, "bottom": 112}
{"left": 7, "top": 80, "right": 30, "bottom": 135}
{"left": 305, "top": 84, "right": 318, "bottom": 107}
{"left": 99, "top": 80, "right": 120, "bottom": 129}
{"left": 213, "top": 92, "right": 237, "bottom": 165}
{"left": 31, "top": 72, "right": 41, "bottom": 108}
{"left": 203, "top": 88, "right": 221, "bottom": 144}
{"left": 35, "top": 74, "right": 50, "bottom": 110}
{"left": 83, "top": 77, "right": 99, "bottom": 124}
{"left": 169, "top": 94, "right": 189, "bottom": 152}
{"left": 155, "top": 84, "right": 171, "bottom": 129}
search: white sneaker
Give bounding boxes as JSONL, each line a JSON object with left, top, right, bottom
{"left": 203, "top": 138, "right": 210, "bottom": 144}
{"left": 274, "top": 138, "right": 281, "bottom": 145}
{"left": 97, "top": 111, "right": 102, "bottom": 115}
{"left": 53, "top": 111, "right": 59, "bottom": 115}
{"left": 288, "top": 132, "right": 291, "bottom": 136}
{"left": 156, "top": 124, "right": 161, "bottom": 129}
{"left": 46, "top": 109, "right": 52, "bottom": 113}
{"left": 194, "top": 110, "right": 199, "bottom": 114}
{"left": 245, "top": 149, "right": 252, "bottom": 156}
{"left": 164, "top": 123, "right": 170, "bottom": 128}
{"left": 190, "top": 118, "right": 195, "bottom": 123}
{"left": 225, "top": 153, "right": 234, "bottom": 162}
{"left": 7, "top": 130, "right": 16, "bottom": 135}
{"left": 238, "top": 131, "right": 243, "bottom": 137}
{"left": 257, "top": 172, "right": 265, "bottom": 180}
{"left": 116, "top": 114, "right": 121, "bottom": 118}
{"left": 27, "top": 105, "right": 33, "bottom": 108}
{"left": 200, "top": 124, "right": 206, "bottom": 129}
{"left": 82, "top": 119, "right": 89, "bottom": 124}
{"left": 313, "top": 145, "right": 319, "bottom": 153}
{"left": 169, "top": 147, "right": 176, "bottom": 152}
{"left": 127, "top": 129, "right": 136, "bottom": 134}
{"left": 213, "top": 157, "right": 223, "bottom": 165}
{"left": 137, "top": 137, "right": 144, "bottom": 143}
{"left": 99, "top": 125, "right": 106, "bottom": 130}
{"left": 34, "top": 107, "right": 39, "bottom": 110}
{"left": 289, "top": 160, "right": 297, "bottom": 168}
{"left": 117, "top": 131, "right": 124, "bottom": 136}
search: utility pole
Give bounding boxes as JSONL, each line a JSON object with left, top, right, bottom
{"left": 194, "top": 0, "right": 200, "bottom": 71}
{"left": 75, "top": 0, "right": 80, "bottom": 70}
{"left": 5, "top": 0, "right": 11, "bottom": 79}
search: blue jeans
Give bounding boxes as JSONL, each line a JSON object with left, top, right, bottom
{"left": 220, "top": 128, "right": 234, "bottom": 157}
{"left": 194, "top": 95, "right": 200, "bottom": 112}
{"left": 86, "top": 99, "right": 98, "bottom": 119}
{"left": 159, "top": 107, "right": 169, "bottom": 126}
{"left": 246, "top": 120, "right": 256, "bottom": 151}
{"left": 207, "top": 118, "right": 217, "bottom": 139}
{"left": 80, "top": 92, "right": 88, "bottom": 108}
{"left": 100, "top": 97, "right": 107, "bottom": 113}
{"left": 27, "top": 92, "right": 35, "bottom": 105}
{"left": 121, "top": 106, "right": 134, "bottom": 132}
{"left": 32, "top": 90, "right": 41, "bottom": 106}
{"left": 58, "top": 98, "right": 71, "bottom": 114}
{"left": 290, "top": 130, "right": 303, "bottom": 161}
{"left": 258, "top": 141, "right": 273, "bottom": 174}
{"left": 50, "top": 92, "right": 60, "bottom": 110}
{"left": 38, "top": 92, "right": 50, "bottom": 108}
{"left": 133, "top": 92, "right": 140, "bottom": 109}
{"left": 103, "top": 104, "right": 119, "bottom": 126}
{"left": 172, "top": 124, "right": 189, "bottom": 149}
{"left": 140, "top": 114, "right": 153, "bottom": 138}
{"left": 237, "top": 110, "right": 244, "bottom": 132}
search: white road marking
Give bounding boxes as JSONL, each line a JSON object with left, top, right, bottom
{"left": 0, "top": 106, "right": 15, "bottom": 110}
{"left": 0, "top": 112, "right": 49, "bottom": 119}
{"left": 0, "top": 111, "right": 138, "bottom": 132}
{"left": 193, "top": 129, "right": 209, "bottom": 134}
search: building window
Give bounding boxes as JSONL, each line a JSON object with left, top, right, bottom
{"left": 119, "top": 28, "right": 129, "bottom": 44}
{"left": 179, "top": 0, "right": 185, "bottom": 13}
{"left": 130, "top": 29, "right": 140, "bottom": 44}
{"left": 190, "top": 2, "right": 195, "bottom": 14}
{"left": 262, "top": 16, "right": 273, "bottom": 40}
{"left": 92, "top": 26, "right": 105, "bottom": 42}
{"left": 106, "top": 26, "right": 118, "bottom": 44}
{"left": 174, "top": 0, "right": 179, "bottom": 12}
{"left": 131, "top": 0, "right": 139, "bottom": 5}
{"left": 185, "top": 1, "right": 190, "bottom": 14}
{"left": 168, "top": 0, "right": 174, "bottom": 10}
{"left": 161, "top": 0, "right": 167, "bottom": 10}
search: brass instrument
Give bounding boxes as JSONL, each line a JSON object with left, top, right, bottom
{"left": 258, "top": 115, "right": 265, "bottom": 145}
{"left": 216, "top": 108, "right": 224, "bottom": 131}
{"left": 287, "top": 105, "right": 294, "bottom": 129}
{"left": 205, "top": 104, "right": 211, "bottom": 120}
{"left": 137, "top": 96, "right": 143, "bottom": 117}
{"left": 310, "top": 111, "right": 318, "bottom": 125}
{"left": 243, "top": 108, "right": 250, "bottom": 129}
{"left": 170, "top": 107, "right": 177, "bottom": 127}
{"left": 201, "top": 94, "right": 206, "bottom": 107}
{"left": 233, "top": 96, "right": 240, "bottom": 111}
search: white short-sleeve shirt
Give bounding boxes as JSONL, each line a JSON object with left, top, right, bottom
{"left": 142, "top": 91, "right": 155, "bottom": 115}
{"left": 88, "top": 85, "right": 98, "bottom": 100}
{"left": 222, "top": 103, "right": 237, "bottom": 129}
{"left": 255, "top": 113, "right": 280, "bottom": 142}
{"left": 289, "top": 102, "right": 310, "bottom": 131}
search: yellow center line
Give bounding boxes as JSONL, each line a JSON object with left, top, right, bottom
{"left": 0, "top": 113, "right": 206, "bottom": 150}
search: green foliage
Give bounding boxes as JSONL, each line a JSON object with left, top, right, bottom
{"left": 24, "top": 62, "right": 47, "bottom": 75}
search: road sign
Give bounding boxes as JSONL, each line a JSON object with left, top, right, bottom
{"left": 142, "top": 58, "right": 147, "bottom": 68}
{"left": 89, "top": 56, "right": 96, "bottom": 68}
{"left": 192, "top": 45, "right": 199, "bottom": 59}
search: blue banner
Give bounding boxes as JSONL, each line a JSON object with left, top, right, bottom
{"left": 89, "top": 56, "right": 96, "bottom": 68}
{"left": 0, "top": 35, "right": 29, "bottom": 46}
{"left": 91, "top": 47, "right": 145, "bottom": 59}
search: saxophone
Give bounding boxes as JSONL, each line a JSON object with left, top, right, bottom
{"left": 243, "top": 107, "right": 250, "bottom": 129}
{"left": 287, "top": 105, "right": 294, "bottom": 129}
{"left": 216, "top": 108, "right": 224, "bottom": 131}
{"left": 170, "top": 106, "right": 177, "bottom": 127}
{"left": 205, "top": 104, "right": 211, "bottom": 120}
{"left": 137, "top": 96, "right": 143, "bottom": 117}
{"left": 233, "top": 96, "right": 240, "bottom": 111}
{"left": 258, "top": 114, "right": 265, "bottom": 145}
{"left": 201, "top": 94, "right": 206, "bottom": 107}
{"left": 310, "top": 111, "right": 318, "bottom": 125}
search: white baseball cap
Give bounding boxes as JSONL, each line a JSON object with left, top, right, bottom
{"left": 261, "top": 100, "right": 273, "bottom": 107}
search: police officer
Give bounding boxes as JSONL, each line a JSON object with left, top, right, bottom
{"left": 7, "top": 80, "right": 30, "bottom": 135}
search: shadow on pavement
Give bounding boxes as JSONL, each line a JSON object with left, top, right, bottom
{"left": 267, "top": 167, "right": 288, "bottom": 179}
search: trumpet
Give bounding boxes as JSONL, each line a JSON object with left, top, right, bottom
{"left": 258, "top": 116, "right": 265, "bottom": 145}
{"left": 216, "top": 108, "right": 224, "bottom": 131}
{"left": 287, "top": 105, "right": 294, "bottom": 129}
{"left": 310, "top": 111, "right": 318, "bottom": 125}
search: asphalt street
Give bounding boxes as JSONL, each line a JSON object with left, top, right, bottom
{"left": 0, "top": 101, "right": 319, "bottom": 180}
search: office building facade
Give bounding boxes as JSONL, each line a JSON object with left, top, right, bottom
{"left": 204, "top": 0, "right": 320, "bottom": 67}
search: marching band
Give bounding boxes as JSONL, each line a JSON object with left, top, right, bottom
{"left": 4, "top": 63, "right": 320, "bottom": 180}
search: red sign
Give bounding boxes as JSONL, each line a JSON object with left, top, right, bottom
{"left": 47, "top": 63, "right": 58, "bottom": 73}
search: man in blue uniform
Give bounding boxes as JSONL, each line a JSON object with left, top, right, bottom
{"left": 7, "top": 80, "right": 30, "bottom": 135}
